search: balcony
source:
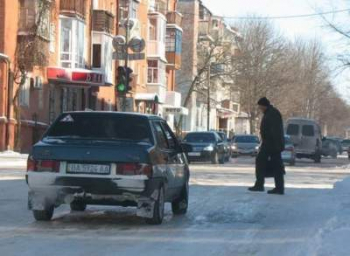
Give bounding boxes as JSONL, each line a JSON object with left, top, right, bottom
{"left": 60, "top": 0, "right": 86, "bottom": 19}
{"left": 166, "top": 11, "right": 182, "bottom": 28}
{"left": 166, "top": 28, "right": 182, "bottom": 70}
{"left": 92, "top": 10, "right": 114, "bottom": 34}
{"left": 199, "top": 21, "right": 214, "bottom": 42}
{"left": 147, "top": 41, "right": 166, "bottom": 60}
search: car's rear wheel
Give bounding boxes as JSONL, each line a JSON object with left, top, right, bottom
{"left": 146, "top": 186, "right": 165, "bottom": 225}
{"left": 314, "top": 152, "right": 321, "bottom": 163}
{"left": 172, "top": 181, "right": 189, "bottom": 215}
{"left": 33, "top": 205, "right": 54, "bottom": 221}
{"left": 219, "top": 155, "right": 225, "bottom": 164}
{"left": 211, "top": 152, "right": 219, "bottom": 164}
{"left": 290, "top": 159, "right": 295, "bottom": 166}
{"left": 70, "top": 201, "right": 87, "bottom": 211}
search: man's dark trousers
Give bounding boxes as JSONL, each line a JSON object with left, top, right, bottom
{"left": 255, "top": 148, "right": 284, "bottom": 191}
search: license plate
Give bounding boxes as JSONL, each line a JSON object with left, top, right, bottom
{"left": 282, "top": 152, "right": 292, "bottom": 158}
{"left": 188, "top": 152, "right": 201, "bottom": 156}
{"left": 67, "top": 163, "right": 110, "bottom": 175}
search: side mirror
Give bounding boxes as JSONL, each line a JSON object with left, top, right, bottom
{"left": 180, "top": 143, "right": 193, "bottom": 153}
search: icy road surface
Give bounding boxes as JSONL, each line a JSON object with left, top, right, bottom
{"left": 1, "top": 156, "right": 350, "bottom": 256}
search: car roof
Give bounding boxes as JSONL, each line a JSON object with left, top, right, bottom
{"left": 185, "top": 131, "right": 217, "bottom": 135}
{"left": 61, "top": 111, "right": 164, "bottom": 121}
{"left": 286, "top": 117, "right": 318, "bottom": 124}
{"left": 234, "top": 134, "right": 258, "bottom": 137}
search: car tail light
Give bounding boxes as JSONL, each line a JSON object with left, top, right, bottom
{"left": 117, "top": 163, "right": 153, "bottom": 177}
{"left": 285, "top": 146, "right": 294, "bottom": 152}
{"left": 27, "top": 158, "right": 60, "bottom": 173}
{"left": 27, "top": 156, "right": 37, "bottom": 172}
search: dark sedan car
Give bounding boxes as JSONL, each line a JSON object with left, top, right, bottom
{"left": 231, "top": 135, "right": 260, "bottom": 157}
{"left": 26, "top": 112, "right": 191, "bottom": 225}
{"left": 183, "top": 132, "right": 226, "bottom": 164}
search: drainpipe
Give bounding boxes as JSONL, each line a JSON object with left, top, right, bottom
{"left": 0, "top": 53, "right": 13, "bottom": 151}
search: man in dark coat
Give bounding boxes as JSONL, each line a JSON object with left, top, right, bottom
{"left": 248, "top": 97, "right": 285, "bottom": 195}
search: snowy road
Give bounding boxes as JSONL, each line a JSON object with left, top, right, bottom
{"left": 1, "top": 156, "right": 350, "bottom": 256}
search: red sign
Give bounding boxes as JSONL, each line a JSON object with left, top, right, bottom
{"left": 47, "top": 67, "right": 106, "bottom": 86}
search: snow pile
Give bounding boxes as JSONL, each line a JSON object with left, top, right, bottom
{"left": 0, "top": 150, "right": 28, "bottom": 159}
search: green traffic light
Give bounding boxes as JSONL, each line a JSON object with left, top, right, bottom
{"left": 117, "top": 83, "right": 126, "bottom": 92}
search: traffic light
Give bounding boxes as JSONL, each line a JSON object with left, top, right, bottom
{"left": 116, "top": 66, "right": 133, "bottom": 94}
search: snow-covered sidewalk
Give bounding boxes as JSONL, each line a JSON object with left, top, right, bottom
{"left": 0, "top": 151, "right": 27, "bottom": 169}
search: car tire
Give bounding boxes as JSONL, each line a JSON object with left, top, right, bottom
{"left": 290, "top": 160, "right": 295, "bottom": 166}
{"left": 330, "top": 150, "right": 337, "bottom": 159}
{"left": 146, "top": 186, "right": 165, "bottom": 225}
{"left": 33, "top": 206, "right": 54, "bottom": 221}
{"left": 172, "top": 181, "right": 189, "bottom": 215}
{"left": 211, "top": 152, "right": 219, "bottom": 164}
{"left": 314, "top": 153, "right": 321, "bottom": 163}
{"left": 70, "top": 201, "right": 87, "bottom": 212}
{"left": 219, "top": 154, "right": 225, "bottom": 164}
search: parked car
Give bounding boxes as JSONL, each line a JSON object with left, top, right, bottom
{"left": 26, "top": 112, "right": 192, "bottom": 225}
{"left": 341, "top": 139, "right": 350, "bottom": 153}
{"left": 282, "top": 135, "right": 296, "bottom": 166}
{"left": 231, "top": 135, "right": 260, "bottom": 157}
{"left": 285, "top": 118, "right": 322, "bottom": 163}
{"left": 216, "top": 131, "right": 231, "bottom": 162}
{"left": 327, "top": 137, "right": 343, "bottom": 154}
{"left": 322, "top": 137, "right": 338, "bottom": 159}
{"left": 183, "top": 132, "right": 226, "bottom": 164}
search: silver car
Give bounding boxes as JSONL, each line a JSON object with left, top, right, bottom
{"left": 231, "top": 135, "right": 260, "bottom": 157}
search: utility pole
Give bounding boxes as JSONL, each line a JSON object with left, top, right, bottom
{"left": 121, "top": 0, "right": 131, "bottom": 112}
{"left": 207, "top": 63, "right": 211, "bottom": 131}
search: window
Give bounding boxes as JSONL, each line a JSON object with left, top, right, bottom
{"left": 119, "top": 0, "right": 139, "bottom": 21}
{"left": 92, "top": 44, "right": 101, "bottom": 68}
{"left": 153, "top": 122, "right": 168, "bottom": 149}
{"left": 149, "top": 18, "right": 157, "bottom": 40}
{"left": 50, "top": 23, "right": 56, "bottom": 53}
{"left": 60, "top": 17, "right": 85, "bottom": 68}
{"left": 45, "top": 113, "right": 153, "bottom": 144}
{"left": 19, "top": 77, "right": 30, "bottom": 107}
{"left": 147, "top": 60, "right": 166, "bottom": 84}
{"left": 161, "top": 122, "right": 177, "bottom": 150}
{"left": 92, "top": 33, "right": 113, "bottom": 84}
{"left": 302, "top": 125, "right": 314, "bottom": 137}
{"left": 286, "top": 124, "right": 299, "bottom": 136}
{"left": 184, "top": 133, "right": 216, "bottom": 143}
{"left": 19, "top": 0, "right": 50, "bottom": 38}
{"left": 234, "top": 136, "right": 259, "bottom": 143}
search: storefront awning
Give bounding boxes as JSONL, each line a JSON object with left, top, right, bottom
{"left": 47, "top": 67, "right": 106, "bottom": 87}
{"left": 163, "top": 105, "right": 189, "bottom": 116}
{"left": 217, "top": 107, "right": 237, "bottom": 118}
{"left": 134, "top": 93, "right": 159, "bottom": 103}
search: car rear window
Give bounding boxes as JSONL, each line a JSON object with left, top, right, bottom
{"left": 184, "top": 133, "right": 216, "bottom": 143}
{"left": 234, "top": 136, "right": 259, "bottom": 143}
{"left": 342, "top": 140, "right": 350, "bottom": 144}
{"left": 302, "top": 125, "right": 314, "bottom": 136}
{"left": 45, "top": 113, "right": 153, "bottom": 143}
{"left": 286, "top": 124, "right": 299, "bottom": 136}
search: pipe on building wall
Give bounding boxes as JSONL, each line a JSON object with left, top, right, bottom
{"left": 0, "top": 53, "right": 13, "bottom": 150}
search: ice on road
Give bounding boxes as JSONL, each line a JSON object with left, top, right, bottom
{"left": 1, "top": 156, "right": 350, "bottom": 256}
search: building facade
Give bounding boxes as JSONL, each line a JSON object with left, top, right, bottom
{"left": 0, "top": 0, "right": 117, "bottom": 152}
{"left": 0, "top": 0, "right": 184, "bottom": 152}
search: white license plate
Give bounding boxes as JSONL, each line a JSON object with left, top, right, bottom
{"left": 282, "top": 152, "right": 292, "bottom": 158}
{"left": 67, "top": 163, "right": 110, "bottom": 175}
{"left": 188, "top": 152, "right": 201, "bottom": 156}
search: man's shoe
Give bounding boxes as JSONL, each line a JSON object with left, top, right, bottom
{"left": 248, "top": 186, "right": 265, "bottom": 192}
{"left": 267, "top": 188, "right": 284, "bottom": 195}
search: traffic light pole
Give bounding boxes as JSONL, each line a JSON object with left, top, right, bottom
{"left": 121, "top": 0, "right": 131, "bottom": 112}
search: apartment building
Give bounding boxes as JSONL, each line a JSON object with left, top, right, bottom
{"left": 177, "top": 0, "right": 244, "bottom": 135}
{"left": 116, "top": 0, "right": 185, "bottom": 130}
{"left": 0, "top": 0, "right": 117, "bottom": 152}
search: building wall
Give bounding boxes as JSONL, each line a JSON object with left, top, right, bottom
{"left": 176, "top": 0, "right": 199, "bottom": 132}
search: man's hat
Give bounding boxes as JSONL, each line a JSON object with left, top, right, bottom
{"left": 257, "top": 97, "right": 270, "bottom": 107}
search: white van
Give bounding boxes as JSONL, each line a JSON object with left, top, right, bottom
{"left": 285, "top": 118, "right": 322, "bottom": 163}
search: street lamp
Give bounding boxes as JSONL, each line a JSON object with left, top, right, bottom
{"left": 0, "top": 53, "right": 12, "bottom": 150}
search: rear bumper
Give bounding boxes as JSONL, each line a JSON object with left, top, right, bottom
{"left": 27, "top": 172, "right": 162, "bottom": 218}
{"left": 187, "top": 151, "right": 214, "bottom": 162}
{"left": 232, "top": 149, "right": 257, "bottom": 156}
